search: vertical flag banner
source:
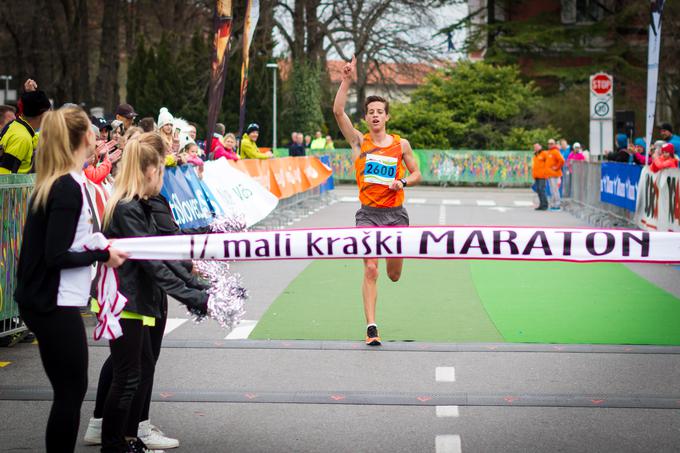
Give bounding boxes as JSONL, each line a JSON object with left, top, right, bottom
{"left": 645, "top": 0, "right": 664, "bottom": 163}
{"left": 206, "top": 0, "right": 234, "bottom": 152}
{"left": 238, "top": 0, "right": 260, "bottom": 136}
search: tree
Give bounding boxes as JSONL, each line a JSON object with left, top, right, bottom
{"left": 388, "top": 61, "right": 560, "bottom": 149}
{"left": 94, "top": 0, "right": 121, "bottom": 112}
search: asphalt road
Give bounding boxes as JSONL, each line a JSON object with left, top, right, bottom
{"left": 2, "top": 185, "right": 680, "bottom": 453}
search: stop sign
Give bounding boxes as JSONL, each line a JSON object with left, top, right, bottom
{"left": 591, "top": 74, "right": 612, "bottom": 96}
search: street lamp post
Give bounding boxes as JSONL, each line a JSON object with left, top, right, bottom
{"left": 266, "top": 63, "right": 278, "bottom": 151}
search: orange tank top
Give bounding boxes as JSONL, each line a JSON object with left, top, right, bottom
{"left": 355, "top": 134, "right": 405, "bottom": 208}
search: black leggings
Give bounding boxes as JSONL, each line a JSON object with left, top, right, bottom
{"left": 101, "top": 319, "right": 155, "bottom": 453}
{"left": 19, "top": 306, "right": 88, "bottom": 453}
{"left": 94, "top": 308, "right": 166, "bottom": 421}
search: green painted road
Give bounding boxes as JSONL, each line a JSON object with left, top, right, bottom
{"left": 250, "top": 259, "right": 680, "bottom": 345}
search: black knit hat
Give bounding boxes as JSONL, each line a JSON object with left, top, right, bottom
{"left": 246, "top": 122, "right": 260, "bottom": 133}
{"left": 21, "top": 91, "right": 51, "bottom": 117}
{"left": 660, "top": 123, "right": 674, "bottom": 133}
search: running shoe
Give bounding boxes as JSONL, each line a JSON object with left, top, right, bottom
{"left": 125, "top": 438, "right": 164, "bottom": 453}
{"left": 366, "top": 325, "right": 381, "bottom": 346}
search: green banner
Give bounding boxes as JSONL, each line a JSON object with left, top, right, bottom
{"left": 273, "top": 148, "right": 533, "bottom": 185}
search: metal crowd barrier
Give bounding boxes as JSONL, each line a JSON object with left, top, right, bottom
{"left": 0, "top": 174, "right": 33, "bottom": 340}
{"left": 252, "top": 184, "right": 337, "bottom": 230}
{"left": 563, "top": 161, "right": 636, "bottom": 228}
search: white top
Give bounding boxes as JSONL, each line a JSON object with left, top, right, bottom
{"left": 57, "top": 171, "right": 96, "bottom": 307}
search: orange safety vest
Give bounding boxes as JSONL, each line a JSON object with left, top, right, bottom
{"left": 354, "top": 133, "right": 406, "bottom": 208}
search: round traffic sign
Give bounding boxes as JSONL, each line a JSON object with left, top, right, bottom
{"left": 594, "top": 101, "right": 610, "bottom": 117}
{"left": 591, "top": 74, "right": 612, "bottom": 96}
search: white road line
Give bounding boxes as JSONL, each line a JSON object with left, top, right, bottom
{"left": 438, "top": 204, "right": 446, "bottom": 225}
{"left": 436, "top": 435, "right": 462, "bottom": 453}
{"left": 513, "top": 200, "right": 534, "bottom": 207}
{"left": 163, "top": 318, "right": 187, "bottom": 336}
{"left": 339, "top": 196, "right": 359, "bottom": 202}
{"left": 476, "top": 200, "right": 496, "bottom": 206}
{"left": 436, "top": 406, "right": 460, "bottom": 418}
{"left": 407, "top": 198, "right": 427, "bottom": 204}
{"left": 435, "top": 366, "right": 456, "bottom": 382}
{"left": 225, "top": 320, "right": 258, "bottom": 340}
{"left": 442, "top": 199, "right": 461, "bottom": 205}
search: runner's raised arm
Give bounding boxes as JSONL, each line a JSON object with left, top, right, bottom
{"left": 333, "top": 55, "right": 363, "bottom": 161}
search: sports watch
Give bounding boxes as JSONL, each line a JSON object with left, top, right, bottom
{"left": 399, "top": 178, "right": 408, "bottom": 187}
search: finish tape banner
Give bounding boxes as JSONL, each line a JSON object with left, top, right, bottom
{"left": 110, "top": 226, "right": 680, "bottom": 263}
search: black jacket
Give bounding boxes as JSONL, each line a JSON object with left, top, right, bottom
{"left": 104, "top": 197, "right": 207, "bottom": 318}
{"left": 15, "top": 174, "right": 109, "bottom": 312}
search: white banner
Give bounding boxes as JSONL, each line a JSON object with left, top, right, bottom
{"left": 645, "top": 1, "right": 664, "bottom": 156}
{"left": 110, "top": 226, "right": 680, "bottom": 263}
{"left": 635, "top": 165, "right": 680, "bottom": 231}
{"left": 202, "top": 158, "right": 278, "bottom": 227}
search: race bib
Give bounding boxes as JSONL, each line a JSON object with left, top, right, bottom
{"left": 364, "top": 153, "right": 397, "bottom": 186}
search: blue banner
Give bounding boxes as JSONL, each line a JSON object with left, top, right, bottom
{"left": 179, "top": 166, "right": 224, "bottom": 216}
{"left": 317, "top": 155, "right": 335, "bottom": 193}
{"left": 161, "top": 166, "right": 214, "bottom": 229}
{"left": 600, "top": 163, "right": 641, "bottom": 212}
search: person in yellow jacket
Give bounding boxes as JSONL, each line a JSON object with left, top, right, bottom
{"left": 545, "top": 138, "right": 565, "bottom": 211}
{"left": 240, "top": 123, "right": 273, "bottom": 159}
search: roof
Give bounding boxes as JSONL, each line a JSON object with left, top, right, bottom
{"left": 278, "top": 59, "right": 443, "bottom": 87}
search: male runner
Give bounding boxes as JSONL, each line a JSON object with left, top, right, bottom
{"left": 333, "top": 56, "right": 421, "bottom": 346}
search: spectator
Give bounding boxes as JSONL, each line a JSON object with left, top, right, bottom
{"left": 559, "top": 139, "right": 571, "bottom": 161}
{"left": 325, "top": 135, "right": 335, "bottom": 150}
{"left": 605, "top": 133, "right": 632, "bottom": 162}
{"left": 288, "top": 131, "right": 306, "bottom": 157}
{"left": 567, "top": 142, "right": 586, "bottom": 162}
{"left": 186, "top": 122, "right": 198, "bottom": 140}
{"left": 110, "top": 120, "right": 124, "bottom": 147}
{"left": 240, "top": 123, "right": 273, "bottom": 159}
{"left": 631, "top": 138, "right": 651, "bottom": 165}
{"left": 138, "top": 117, "right": 156, "bottom": 133}
{"left": 214, "top": 123, "right": 226, "bottom": 140}
{"left": 658, "top": 123, "right": 680, "bottom": 151}
{"left": 310, "top": 130, "right": 325, "bottom": 149}
{"left": 0, "top": 104, "right": 16, "bottom": 130}
{"left": 114, "top": 103, "right": 137, "bottom": 132}
{"left": 304, "top": 134, "right": 312, "bottom": 148}
{"left": 157, "top": 107, "right": 174, "bottom": 152}
{"left": 179, "top": 133, "right": 204, "bottom": 168}
{"left": 545, "top": 138, "right": 565, "bottom": 211}
{"left": 84, "top": 131, "right": 120, "bottom": 185}
{"left": 91, "top": 116, "right": 112, "bottom": 140}
{"left": 650, "top": 143, "right": 678, "bottom": 173}
{"left": 532, "top": 143, "right": 549, "bottom": 211}
{"left": 212, "top": 132, "right": 239, "bottom": 161}
{"left": 0, "top": 81, "right": 51, "bottom": 174}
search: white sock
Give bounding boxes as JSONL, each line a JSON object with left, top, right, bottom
{"left": 367, "top": 323, "right": 377, "bottom": 329}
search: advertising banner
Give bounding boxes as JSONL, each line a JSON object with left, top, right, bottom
{"left": 635, "top": 166, "right": 680, "bottom": 231}
{"left": 203, "top": 158, "right": 278, "bottom": 227}
{"left": 111, "top": 226, "right": 679, "bottom": 264}
{"left": 160, "top": 166, "right": 214, "bottom": 230}
{"left": 600, "top": 163, "right": 641, "bottom": 212}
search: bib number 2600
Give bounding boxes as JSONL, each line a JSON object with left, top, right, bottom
{"left": 364, "top": 154, "right": 398, "bottom": 186}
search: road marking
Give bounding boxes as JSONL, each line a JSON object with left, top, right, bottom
{"left": 442, "top": 199, "right": 461, "bottom": 205}
{"left": 438, "top": 204, "right": 446, "bottom": 225}
{"left": 407, "top": 198, "right": 427, "bottom": 204}
{"left": 436, "top": 366, "right": 456, "bottom": 382}
{"left": 436, "top": 406, "right": 460, "bottom": 417}
{"left": 225, "top": 320, "right": 258, "bottom": 340}
{"left": 489, "top": 207, "right": 510, "bottom": 213}
{"left": 164, "top": 318, "right": 187, "bottom": 336}
{"left": 0, "top": 362, "right": 11, "bottom": 368}
{"left": 339, "top": 196, "right": 359, "bottom": 202}
{"left": 476, "top": 200, "right": 496, "bottom": 206}
{"left": 513, "top": 200, "right": 534, "bottom": 206}
{"left": 436, "top": 435, "right": 462, "bottom": 453}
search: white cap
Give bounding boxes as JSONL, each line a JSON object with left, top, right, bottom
{"left": 179, "top": 133, "right": 195, "bottom": 152}
{"left": 573, "top": 142, "right": 581, "bottom": 149}
{"left": 157, "top": 107, "right": 174, "bottom": 128}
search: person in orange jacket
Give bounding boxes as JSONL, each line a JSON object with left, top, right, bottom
{"left": 545, "top": 138, "right": 565, "bottom": 211}
{"left": 532, "top": 143, "right": 549, "bottom": 210}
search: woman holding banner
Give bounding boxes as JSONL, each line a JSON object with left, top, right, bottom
{"left": 14, "top": 107, "right": 128, "bottom": 452}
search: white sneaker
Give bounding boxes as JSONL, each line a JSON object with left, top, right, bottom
{"left": 83, "top": 417, "right": 102, "bottom": 445}
{"left": 138, "top": 420, "right": 179, "bottom": 449}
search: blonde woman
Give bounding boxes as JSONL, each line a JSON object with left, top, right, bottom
{"left": 100, "top": 133, "right": 208, "bottom": 453}
{"left": 14, "top": 107, "right": 127, "bottom": 453}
